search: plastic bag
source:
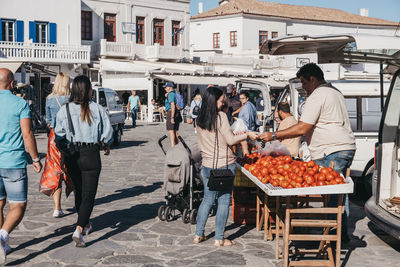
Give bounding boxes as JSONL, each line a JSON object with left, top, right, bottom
{"left": 299, "top": 141, "right": 311, "bottom": 162}
{"left": 231, "top": 118, "right": 248, "bottom": 134}
{"left": 260, "top": 140, "right": 291, "bottom": 157}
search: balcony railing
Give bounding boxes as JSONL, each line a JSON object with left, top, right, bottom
{"left": 94, "top": 39, "right": 183, "bottom": 61}
{"left": 0, "top": 41, "right": 91, "bottom": 64}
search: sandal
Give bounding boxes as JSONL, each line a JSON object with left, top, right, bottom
{"left": 214, "top": 239, "right": 236, "bottom": 247}
{"left": 193, "top": 235, "right": 207, "bottom": 244}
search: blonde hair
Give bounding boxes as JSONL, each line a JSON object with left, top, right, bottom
{"left": 51, "top": 72, "right": 70, "bottom": 96}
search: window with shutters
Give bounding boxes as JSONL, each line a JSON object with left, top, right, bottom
{"left": 230, "top": 31, "right": 237, "bottom": 47}
{"left": 153, "top": 19, "right": 164, "bottom": 45}
{"left": 1, "top": 20, "right": 15, "bottom": 42}
{"left": 272, "top": 31, "right": 278, "bottom": 39}
{"left": 81, "top": 11, "right": 92, "bottom": 41}
{"left": 259, "top": 30, "right": 268, "bottom": 49}
{"left": 172, "top": 21, "right": 180, "bottom": 46}
{"left": 213, "top": 33, "right": 220, "bottom": 49}
{"left": 136, "top": 17, "right": 145, "bottom": 44}
{"left": 36, "top": 22, "right": 47, "bottom": 44}
{"left": 104, "top": 13, "right": 116, "bottom": 42}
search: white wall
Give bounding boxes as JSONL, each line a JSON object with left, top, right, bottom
{"left": 0, "top": 0, "right": 81, "bottom": 44}
{"left": 82, "top": 0, "right": 190, "bottom": 50}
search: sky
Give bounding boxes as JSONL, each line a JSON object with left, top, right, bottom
{"left": 190, "top": 0, "right": 400, "bottom": 23}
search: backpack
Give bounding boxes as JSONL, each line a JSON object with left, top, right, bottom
{"left": 192, "top": 101, "right": 200, "bottom": 116}
{"left": 175, "top": 92, "right": 185, "bottom": 110}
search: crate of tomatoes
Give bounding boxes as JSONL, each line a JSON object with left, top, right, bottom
{"left": 236, "top": 153, "right": 354, "bottom": 196}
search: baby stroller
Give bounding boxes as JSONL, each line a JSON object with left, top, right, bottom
{"left": 158, "top": 135, "right": 203, "bottom": 224}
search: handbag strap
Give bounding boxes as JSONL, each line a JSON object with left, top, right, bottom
{"left": 54, "top": 95, "right": 62, "bottom": 108}
{"left": 212, "top": 114, "right": 229, "bottom": 170}
{"left": 66, "top": 103, "right": 75, "bottom": 143}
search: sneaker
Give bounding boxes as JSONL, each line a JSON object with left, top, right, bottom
{"left": 72, "top": 229, "right": 86, "bottom": 247}
{"left": 83, "top": 223, "right": 93, "bottom": 236}
{"left": 0, "top": 238, "right": 6, "bottom": 264}
{"left": 53, "top": 209, "right": 64, "bottom": 218}
{"left": 3, "top": 244, "right": 11, "bottom": 255}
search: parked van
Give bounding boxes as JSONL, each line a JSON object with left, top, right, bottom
{"left": 92, "top": 87, "right": 125, "bottom": 146}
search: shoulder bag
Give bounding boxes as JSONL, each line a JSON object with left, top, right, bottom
{"left": 207, "top": 116, "right": 235, "bottom": 191}
{"left": 58, "top": 103, "right": 77, "bottom": 157}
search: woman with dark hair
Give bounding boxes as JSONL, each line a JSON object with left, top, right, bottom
{"left": 194, "top": 87, "right": 257, "bottom": 247}
{"left": 55, "top": 75, "right": 113, "bottom": 247}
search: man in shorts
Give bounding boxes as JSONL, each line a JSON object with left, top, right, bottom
{"left": 164, "top": 82, "right": 181, "bottom": 147}
{"left": 0, "top": 68, "right": 42, "bottom": 263}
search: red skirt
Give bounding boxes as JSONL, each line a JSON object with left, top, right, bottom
{"left": 40, "top": 129, "right": 74, "bottom": 197}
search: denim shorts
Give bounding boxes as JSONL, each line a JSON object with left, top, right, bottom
{"left": 0, "top": 168, "right": 28, "bottom": 203}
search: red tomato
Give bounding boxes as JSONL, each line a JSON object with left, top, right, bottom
{"left": 307, "top": 169, "right": 316, "bottom": 176}
{"left": 326, "top": 173, "right": 334, "bottom": 181}
{"left": 317, "top": 173, "right": 326, "bottom": 181}
{"left": 284, "top": 156, "right": 292, "bottom": 163}
{"left": 272, "top": 180, "right": 279, "bottom": 187}
{"left": 244, "top": 164, "right": 250, "bottom": 170}
{"left": 316, "top": 181, "right": 325, "bottom": 186}
{"left": 295, "top": 176, "right": 304, "bottom": 183}
{"left": 305, "top": 175, "right": 315, "bottom": 185}
{"left": 307, "top": 160, "right": 315, "bottom": 168}
{"left": 335, "top": 177, "right": 343, "bottom": 184}
{"left": 320, "top": 168, "right": 329, "bottom": 175}
{"left": 280, "top": 180, "right": 289, "bottom": 188}
{"left": 261, "top": 168, "right": 269, "bottom": 176}
{"left": 287, "top": 184, "right": 294, "bottom": 189}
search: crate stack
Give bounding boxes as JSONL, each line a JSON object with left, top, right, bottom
{"left": 232, "top": 166, "right": 258, "bottom": 224}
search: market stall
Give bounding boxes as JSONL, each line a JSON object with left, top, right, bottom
{"left": 234, "top": 154, "right": 354, "bottom": 267}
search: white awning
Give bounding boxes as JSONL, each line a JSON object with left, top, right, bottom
{"left": 0, "top": 61, "right": 23, "bottom": 73}
{"left": 102, "top": 77, "right": 152, "bottom": 91}
{"left": 153, "top": 74, "right": 238, "bottom": 86}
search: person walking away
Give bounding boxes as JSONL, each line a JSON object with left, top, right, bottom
{"left": 276, "top": 102, "right": 301, "bottom": 158}
{"left": 127, "top": 90, "right": 141, "bottom": 128}
{"left": 256, "top": 63, "right": 355, "bottom": 241}
{"left": 194, "top": 86, "right": 257, "bottom": 247}
{"left": 0, "top": 68, "right": 42, "bottom": 263}
{"left": 55, "top": 75, "right": 113, "bottom": 247}
{"left": 41, "top": 72, "right": 74, "bottom": 218}
{"left": 189, "top": 92, "right": 202, "bottom": 133}
{"left": 238, "top": 91, "right": 259, "bottom": 155}
{"left": 164, "top": 82, "right": 182, "bottom": 147}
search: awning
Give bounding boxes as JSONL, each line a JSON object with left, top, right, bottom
{"left": 153, "top": 74, "right": 238, "bottom": 86}
{"left": 102, "top": 77, "right": 152, "bottom": 91}
{"left": 0, "top": 61, "right": 22, "bottom": 73}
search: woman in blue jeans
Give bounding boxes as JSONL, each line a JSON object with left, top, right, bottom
{"left": 194, "top": 87, "right": 256, "bottom": 247}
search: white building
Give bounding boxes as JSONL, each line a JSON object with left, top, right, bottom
{"left": 0, "top": 0, "right": 90, "bottom": 113}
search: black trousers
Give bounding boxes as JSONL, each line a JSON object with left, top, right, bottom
{"left": 65, "top": 145, "right": 101, "bottom": 228}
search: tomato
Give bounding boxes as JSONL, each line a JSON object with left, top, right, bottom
{"left": 269, "top": 168, "right": 278, "bottom": 175}
{"left": 271, "top": 159, "right": 277, "bottom": 165}
{"left": 287, "top": 184, "right": 294, "bottom": 189}
{"left": 326, "top": 173, "right": 334, "bottom": 181}
{"left": 244, "top": 164, "right": 250, "bottom": 170}
{"left": 305, "top": 175, "right": 315, "bottom": 185}
{"left": 317, "top": 173, "right": 326, "bottom": 181}
{"left": 307, "top": 160, "right": 315, "bottom": 168}
{"left": 335, "top": 177, "right": 343, "bottom": 184}
{"left": 307, "top": 169, "right": 316, "bottom": 176}
{"left": 295, "top": 176, "right": 304, "bottom": 184}
{"left": 284, "top": 156, "right": 292, "bottom": 163}
{"left": 290, "top": 180, "right": 297, "bottom": 187}
{"left": 297, "top": 171, "right": 304, "bottom": 178}
{"left": 329, "top": 180, "right": 337, "bottom": 185}
{"left": 295, "top": 183, "right": 302, "bottom": 188}
{"left": 283, "top": 164, "right": 291, "bottom": 170}
{"left": 320, "top": 168, "right": 329, "bottom": 175}
{"left": 326, "top": 167, "right": 334, "bottom": 173}
{"left": 261, "top": 177, "right": 268, "bottom": 184}
{"left": 249, "top": 165, "right": 256, "bottom": 172}
{"left": 280, "top": 180, "right": 289, "bottom": 188}
{"left": 261, "top": 168, "right": 269, "bottom": 176}
{"left": 316, "top": 181, "right": 325, "bottom": 186}
{"left": 271, "top": 180, "right": 279, "bottom": 187}
{"left": 277, "top": 168, "right": 285, "bottom": 174}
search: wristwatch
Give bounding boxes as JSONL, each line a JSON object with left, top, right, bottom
{"left": 32, "top": 157, "right": 40, "bottom": 163}
{"left": 271, "top": 132, "right": 277, "bottom": 141}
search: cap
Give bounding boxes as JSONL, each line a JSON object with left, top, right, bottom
{"left": 226, "top": 83, "right": 235, "bottom": 94}
{"left": 163, "top": 82, "right": 174, "bottom": 88}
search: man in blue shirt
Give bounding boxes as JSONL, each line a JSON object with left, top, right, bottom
{"left": 164, "top": 82, "right": 181, "bottom": 147}
{"left": 127, "top": 90, "right": 141, "bottom": 128}
{"left": 0, "top": 68, "right": 42, "bottom": 263}
{"left": 238, "top": 91, "right": 259, "bottom": 155}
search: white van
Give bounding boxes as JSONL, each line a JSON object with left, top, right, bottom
{"left": 365, "top": 69, "right": 400, "bottom": 239}
{"left": 92, "top": 87, "right": 125, "bottom": 146}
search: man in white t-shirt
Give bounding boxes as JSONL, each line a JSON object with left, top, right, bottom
{"left": 256, "top": 63, "right": 356, "bottom": 241}
{"left": 276, "top": 102, "right": 301, "bottom": 158}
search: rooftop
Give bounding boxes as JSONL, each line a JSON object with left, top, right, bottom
{"left": 191, "top": 0, "right": 398, "bottom": 27}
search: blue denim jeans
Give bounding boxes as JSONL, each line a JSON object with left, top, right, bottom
{"left": 131, "top": 107, "right": 138, "bottom": 127}
{"left": 314, "top": 150, "right": 355, "bottom": 235}
{"left": 195, "top": 164, "right": 235, "bottom": 240}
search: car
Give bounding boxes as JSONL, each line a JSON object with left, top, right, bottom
{"left": 92, "top": 86, "right": 125, "bottom": 146}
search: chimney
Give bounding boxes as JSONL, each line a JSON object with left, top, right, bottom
{"left": 359, "top": 8, "right": 369, "bottom": 17}
{"left": 219, "top": 0, "right": 229, "bottom": 5}
{"left": 198, "top": 2, "right": 203, "bottom": 14}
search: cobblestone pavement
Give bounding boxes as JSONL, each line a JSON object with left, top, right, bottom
{"left": 3, "top": 121, "right": 400, "bottom": 266}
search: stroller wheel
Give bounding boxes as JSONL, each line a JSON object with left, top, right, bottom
{"left": 165, "top": 206, "right": 174, "bottom": 222}
{"left": 158, "top": 205, "right": 167, "bottom": 221}
{"left": 190, "top": 209, "right": 198, "bottom": 225}
{"left": 182, "top": 209, "right": 191, "bottom": 224}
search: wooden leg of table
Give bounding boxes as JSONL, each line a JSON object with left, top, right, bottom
{"left": 317, "top": 227, "right": 330, "bottom": 258}
{"left": 275, "top": 196, "right": 280, "bottom": 260}
{"left": 264, "top": 194, "right": 269, "bottom": 240}
{"left": 257, "top": 188, "right": 260, "bottom": 229}
{"left": 284, "top": 197, "right": 290, "bottom": 267}
{"left": 336, "top": 194, "right": 343, "bottom": 267}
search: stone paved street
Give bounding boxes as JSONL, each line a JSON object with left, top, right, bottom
{"left": 3, "top": 121, "right": 400, "bottom": 266}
